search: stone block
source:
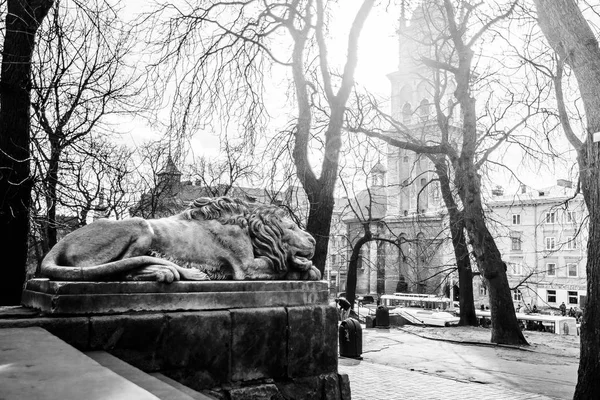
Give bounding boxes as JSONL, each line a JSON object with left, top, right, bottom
{"left": 323, "top": 373, "right": 342, "bottom": 400}
{"left": 22, "top": 280, "right": 329, "bottom": 315}
{"left": 230, "top": 307, "right": 287, "bottom": 382}
{"left": 287, "top": 305, "right": 338, "bottom": 378}
{"left": 276, "top": 376, "right": 323, "bottom": 400}
{"left": 338, "top": 374, "right": 351, "bottom": 400}
{"left": 89, "top": 313, "right": 168, "bottom": 371}
{"left": 159, "top": 311, "right": 231, "bottom": 389}
{"left": 228, "top": 384, "right": 284, "bottom": 400}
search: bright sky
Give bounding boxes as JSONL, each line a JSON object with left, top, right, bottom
{"left": 114, "top": 0, "right": 577, "bottom": 191}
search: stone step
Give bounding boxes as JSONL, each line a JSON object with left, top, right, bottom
{"left": 86, "top": 351, "right": 215, "bottom": 400}
{"left": 150, "top": 372, "right": 216, "bottom": 400}
{"left": 0, "top": 327, "right": 159, "bottom": 400}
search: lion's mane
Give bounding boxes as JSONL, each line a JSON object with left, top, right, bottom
{"left": 182, "top": 197, "right": 292, "bottom": 274}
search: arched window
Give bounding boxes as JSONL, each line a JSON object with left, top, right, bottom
{"left": 419, "top": 99, "right": 430, "bottom": 121}
{"left": 402, "top": 102, "right": 412, "bottom": 123}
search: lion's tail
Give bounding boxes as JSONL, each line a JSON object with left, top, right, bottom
{"left": 40, "top": 256, "right": 180, "bottom": 281}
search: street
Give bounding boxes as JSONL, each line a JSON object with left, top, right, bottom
{"left": 339, "top": 326, "right": 577, "bottom": 399}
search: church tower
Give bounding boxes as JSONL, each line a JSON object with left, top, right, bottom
{"left": 385, "top": 0, "right": 457, "bottom": 218}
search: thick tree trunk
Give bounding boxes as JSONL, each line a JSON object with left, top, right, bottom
{"left": 376, "top": 240, "right": 385, "bottom": 297}
{"left": 346, "top": 228, "right": 372, "bottom": 308}
{"left": 0, "top": 0, "right": 54, "bottom": 305}
{"left": 434, "top": 159, "right": 477, "bottom": 326}
{"left": 533, "top": 1, "right": 600, "bottom": 397}
{"left": 305, "top": 186, "right": 335, "bottom": 275}
{"left": 455, "top": 161, "right": 527, "bottom": 344}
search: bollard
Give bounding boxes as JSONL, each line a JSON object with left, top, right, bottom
{"left": 376, "top": 305, "right": 390, "bottom": 328}
{"left": 339, "top": 318, "right": 362, "bottom": 359}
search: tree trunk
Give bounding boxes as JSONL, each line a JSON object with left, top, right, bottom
{"left": 345, "top": 228, "right": 372, "bottom": 308}
{"left": 455, "top": 161, "right": 527, "bottom": 344}
{"left": 376, "top": 240, "right": 386, "bottom": 297}
{"left": 533, "top": 1, "right": 600, "bottom": 397}
{"left": 434, "top": 159, "right": 477, "bottom": 326}
{"left": 44, "top": 146, "right": 61, "bottom": 249}
{"left": 305, "top": 185, "right": 335, "bottom": 275}
{"left": 0, "top": 0, "right": 54, "bottom": 305}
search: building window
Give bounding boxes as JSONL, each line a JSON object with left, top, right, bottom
{"left": 512, "top": 214, "right": 521, "bottom": 225}
{"left": 508, "top": 262, "right": 522, "bottom": 276}
{"left": 547, "top": 290, "right": 556, "bottom": 303}
{"left": 511, "top": 237, "right": 522, "bottom": 251}
{"left": 545, "top": 237, "right": 556, "bottom": 250}
{"left": 513, "top": 290, "right": 522, "bottom": 302}
{"left": 545, "top": 211, "right": 556, "bottom": 224}
{"left": 546, "top": 263, "right": 556, "bottom": 276}
{"left": 479, "top": 285, "right": 488, "bottom": 296}
{"left": 402, "top": 102, "right": 412, "bottom": 123}
{"left": 566, "top": 236, "right": 577, "bottom": 250}
{"left": 403, "top": 156, "right": 409, "bottom": 163}
{"left": 567, "top": 211, "right": 577, "bottom": 223}
{"left": 357, "top": 249, "right": 364, "bottom": 270}
{"left": 567, "top": 263, "right": 578, "bottom": 277}
{"left": 420, "top": 98, "right": 431, "bottom": 120}
{"left": 568, "top": 291, "right": 578, "bottom": 305}
{"left": 331, "top": 254, "right": 338, "bottom": 267}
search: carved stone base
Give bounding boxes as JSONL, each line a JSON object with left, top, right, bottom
{"left": 22, "top": 279, "right": 328, "bottom": 315}
{"left": 10, "top": 280, "right": 348, "bottom": 399}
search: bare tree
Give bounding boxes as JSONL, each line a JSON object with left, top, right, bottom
{"left": 30, "top": 0, "right": 142, "bottom": 250}
{"left": 29, "top": 137, "right": 136, "bottom": 268}
{"left": 531, "top": 1, "right": 600, "bottom": 397}
{"left": 186, "top": 138, "right": 260, "bottom": 197}
{"left": 0, "top": 0, "right": 54, "bottom": 305}
{"left": 145, "top": 0, "right": 375, "bottom": 276}
{"left": 335, "top": 136, "right": 451, "bottom": 310}
{"left": 348, "top": 0, "right": 528, "bottom": 344}
{"left": 129, "top": 141, "right": 184, "bottom": 219}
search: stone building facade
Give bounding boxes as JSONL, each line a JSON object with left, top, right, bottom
{"left": 485, "top": 181, "right": 588, "bottom": 311}
{"left": 334, "top": 2, "right": 459, "bottom": 299}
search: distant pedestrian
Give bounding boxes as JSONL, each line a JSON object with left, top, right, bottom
{"left": 559, "top": 302, "right": 567, "bottom": 316}
{"left": 336, "top": 297, "right": 351, "bottom": 321}
{"left": 516, "top": 304, "right": 522, "bottom": 313}
{"left": 480, "top": 304, "right": 485, "bottom": 311}
{"left": 568, "top": 307, "right": 576, "bottom": 318}
{"left": 532, "top": 305, "right": 538, "bottom": 313}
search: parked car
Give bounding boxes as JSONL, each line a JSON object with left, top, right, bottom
{"left": 358, "top": 295, "right": 375, "bottom": 306}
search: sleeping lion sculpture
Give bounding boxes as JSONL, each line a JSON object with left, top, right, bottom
{"left": 41, "top": 196, "right": 321, "bottom": 282}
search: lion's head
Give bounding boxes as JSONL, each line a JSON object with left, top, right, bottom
{"left": 182, "top": 197, "right": 318, "bottom": 279}
{"left": 248, "top": 206, "right": 316, "bottom": 275}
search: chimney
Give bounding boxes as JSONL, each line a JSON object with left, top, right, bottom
{"left": 557, "top": 179, "right": 572, "bottom": 188}
{"left": 520, "top": 184, "right": 527, "bottom": 194}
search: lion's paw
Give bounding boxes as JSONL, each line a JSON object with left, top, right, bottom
{"left": 306, "top": 266, "right": 322, "bottom": 280}
{"left": 178, "top": 267, "right": 210, "bottom": 281}
{"left": 125, "top": 265, "right": 180, "bottom": 283}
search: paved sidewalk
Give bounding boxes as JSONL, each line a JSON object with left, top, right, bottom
{"left": 339, "top": 358, "right": 555, "bottom": 400}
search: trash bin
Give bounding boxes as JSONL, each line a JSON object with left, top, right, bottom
{"left": 376, "top": 305, "right": 390, "bottom": 328}
{"left": 339, "top": 318, "right": 362, "bottom": 358}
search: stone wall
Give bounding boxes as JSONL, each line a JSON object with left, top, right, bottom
{"left": 5, "top": 281, "right": 349, "bottom": 399}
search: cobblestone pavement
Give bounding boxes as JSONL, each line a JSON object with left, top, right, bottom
{"left": 339, "top": 358, "right": 556, "bottom": 400}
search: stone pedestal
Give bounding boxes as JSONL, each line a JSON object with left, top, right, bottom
{"left": 10, "top": 280, "right": 348, "bottom": 399}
